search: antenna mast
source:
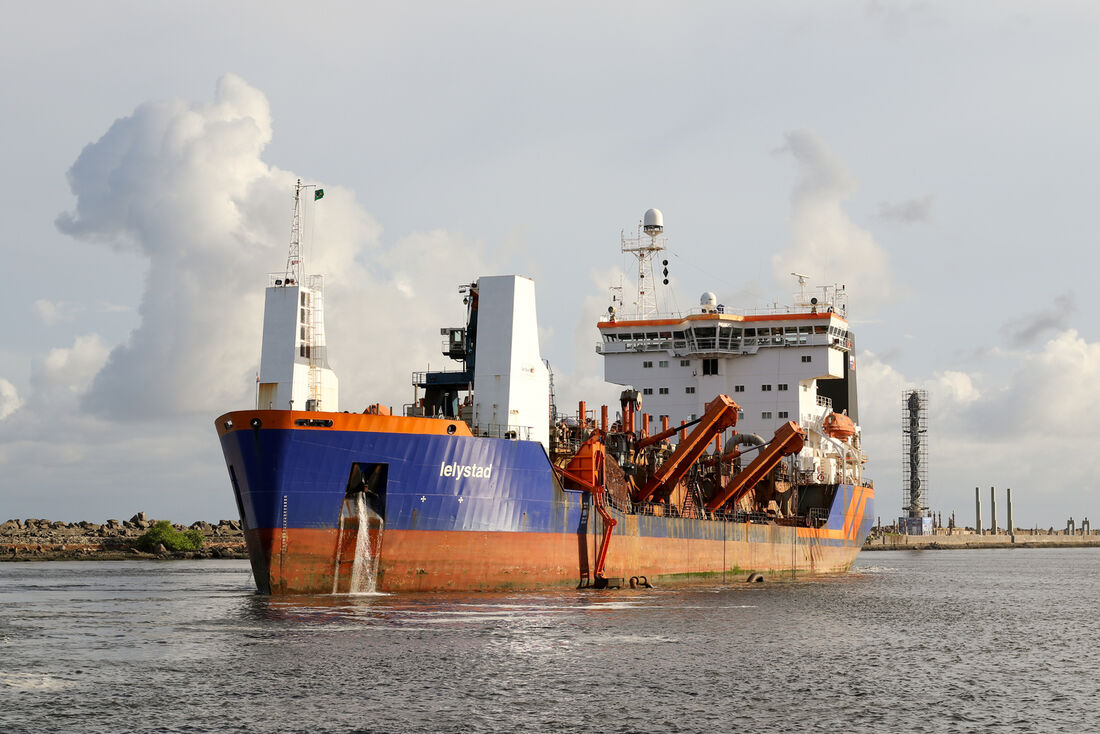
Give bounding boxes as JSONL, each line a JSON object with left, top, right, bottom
{"left": 284, "top": 179, "right": 304, "bottom": 284}
{"left": 621, "top": 208, "right": 668, "bottom": 317}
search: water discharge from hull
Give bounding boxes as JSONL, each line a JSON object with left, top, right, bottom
{"left": 332, "top": 492, "right": 384, "bottom": 595}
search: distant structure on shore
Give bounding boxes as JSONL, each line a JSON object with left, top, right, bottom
{"left": 900, "top": 389, "right": 932, "bottom": 534}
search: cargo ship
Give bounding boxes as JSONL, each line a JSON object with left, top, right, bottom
{"left": 215, "top": 192, "right": 874, "bottom": 593}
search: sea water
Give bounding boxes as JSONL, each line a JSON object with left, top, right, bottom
{"left": 332, "top": 493, "right": 384, "bottom": 595}
{"left": 2, "top": 549, "right": 1098, "bottom": 733}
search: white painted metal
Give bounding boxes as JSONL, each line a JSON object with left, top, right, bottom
{"left": 471, "top": 275, "right": 550, "bottom": 449}
{"left": 257, "top": 279, "right": 339, "bottom": 412}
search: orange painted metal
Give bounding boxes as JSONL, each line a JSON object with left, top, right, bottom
{"left": 597, "top": 311, "right": 845, "bottom": 330}
{"left": 245, "top": 502, "right": 872, "bottom": 594}
{"left": 823, "top": 412, "right": 856, "bottom": 440}
{"left": 559, "top": 434, "right": 617, "bottom": 581}
{"left": 635, "top": 395, "right": 740, "bottom": 503}
{"left": 215, "top": 410, "right": 471, "bottom": 438}
{"left": 601, "top": 405, "right": 608, "bottom": 433}
{"left": 642, "top": 413, "right": 650, "bottom": 438}
{"left": 704, "top": 421, "right": 806, "bottom": 511}
{"left": 578, "top": 401, "right": 586, "bottom": 428}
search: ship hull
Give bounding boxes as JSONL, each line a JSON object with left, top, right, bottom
{"left": 217, "top": 410, "right": 874, "bottom": 594}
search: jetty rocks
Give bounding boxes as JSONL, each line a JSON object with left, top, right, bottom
{"left": 0, "top": 512, "right": 248, "bottom": 561}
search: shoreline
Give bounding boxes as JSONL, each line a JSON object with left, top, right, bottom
{"left": 1, "top": 514, "right": 248, "bottom": 562}
{"left": 862, "top": 533, "right": 1100, "bottom": 552}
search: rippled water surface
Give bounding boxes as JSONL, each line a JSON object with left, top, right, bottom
{"left": 3, "top": 550, "right": 1098, "bottom": 733}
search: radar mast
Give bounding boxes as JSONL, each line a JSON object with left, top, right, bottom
{"left": 621, "top": 208, "right": 670, "bottom": 317}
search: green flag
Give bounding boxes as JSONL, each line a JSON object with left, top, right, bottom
{"left": 314, "top": 189, "right": 324, "bottom": 201}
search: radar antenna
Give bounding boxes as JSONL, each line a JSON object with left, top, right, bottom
{"left": 621, "top": 208, "right": 668, "bottom": 317}
{"left": 790, "top": 272, "right": 811, "bottom": 305}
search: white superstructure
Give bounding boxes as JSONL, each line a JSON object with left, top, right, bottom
{"left": 471, "top": 275, "right": 550, "bottom": 448}
{"left": 257, "top": 274, "right": 339, "bottom": 411}
{"left": 255, "top": 180, "right": 339, "bottom": 412}
{"left": 598, "top": 210, "right": 864, "bottom": 485}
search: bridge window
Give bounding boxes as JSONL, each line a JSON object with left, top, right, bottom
{"left": 734, "top": 385, "right": 745, "bottom": 392}
{"left": 685, "top": 386, "right": 696, "bottom": 394}
{"left": 643, "top": 361, "right": 653, "bottom": 368}
{"left": 658, "top": 360, "right": 669, "bottom": 368}
{"left": 778, "top": 384, "right": 788, "bottom": 391}
{"left": 802, "top": 355, "right": 812, "bottom": 362}
{"left": 778, "top": 411, "right": 789, "bottom": 419}
{"left": 702, "top": 358, "right": 718, "bottom": 375}
{"left": 680, "top": 359, "right": 691, "bottom": 367}
{"left": 659, "top": 387, "right": 669, "bottom": 395}
{"left": 762, "top": 411, "right": 772, "bottom": 419}
{"left": 761, "top": 384, "right": 772, "bottom": 392}
{"left": 642, "top": 388, "right": 653, "bottom": 395}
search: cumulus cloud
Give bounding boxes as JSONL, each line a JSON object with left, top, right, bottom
{"left": 0, "top": 378, "right": 20, "bottom": 420}
{"left": 54, "top": 75, "right": 383, "bottom": 419}
{"left": 31, "top": 333, "right": 110, "bottom": 396}
{"left": 857, "top": 327, "right": 1100, "bottom": 525}
{"left": 1004, "top": 293, "right": 1075, "bottom": 347}
{"left": 33, "top": 299, "right": 85, "bottom": 326}
{"left": 877, "top": 196, "right": 933, "bottom": 224}
{"left": 771, "top": 130, "right": 898, "bottom": 313}
{"left": 52, "top": 73, "right": 506, "bottom": 421}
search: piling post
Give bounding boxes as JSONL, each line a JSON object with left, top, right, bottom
{"left": 975, "top": 487, "right": 983, "bottom": 536}
{"left": 1006, "top": 487, "right": 1014, "bottom": 538}
{"left": 990, "top": 486, "right": 997, "bottom": 535}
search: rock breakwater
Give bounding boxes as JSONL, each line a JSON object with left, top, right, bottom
{"left": 0, "top": 512, "right": 248, "bottom": 561}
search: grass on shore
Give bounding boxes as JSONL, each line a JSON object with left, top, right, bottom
{"left": 134, "top": 521, "right": 204, "bottom": 553}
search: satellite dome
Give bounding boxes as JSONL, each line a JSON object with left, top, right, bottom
{"left": 643, "top": 208, "right": 664, "bottom": 235}
{"left": 700, "top": 292, "right": 717, "bottom": 310}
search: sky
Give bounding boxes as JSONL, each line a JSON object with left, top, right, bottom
{"left": 2, "top": 1, "right": 1100, "bottom": 527}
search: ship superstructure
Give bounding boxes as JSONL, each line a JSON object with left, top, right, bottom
{"left": 215, "top": 200, "right": 874, "bottom": 594}
{"left": 256, "top": 180, "right": 338, "bottom": 412}
{"left": 598, "top": 209, "right": 863, "bottom": 489}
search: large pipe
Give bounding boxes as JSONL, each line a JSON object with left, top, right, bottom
{"left": 975, "top": 487, "right": 983, "bottom": 536}
{"left": 579, "top": 401, "right": 586, "bottom": 429}
{"left": 990, "top": 486, "right": 997, "bottom": 535}
{"left": 642, "top": 413, "right": 650, "bottom": 438}
{"left": 601, "top": 405, "right": 608, "bottom": 433}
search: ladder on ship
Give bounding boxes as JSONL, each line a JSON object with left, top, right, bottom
{"left": 306, "top": 281, "right": 323, "bottom": 410}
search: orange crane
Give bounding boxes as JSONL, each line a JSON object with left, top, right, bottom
{"left": 704, "top": 421, "right": 806, "bottom": 512}
{"left": 634, "top": 395, "right": 740, "bottom": 504}
{"left": 556, "top": 434, "right": 617, "bottom": 586}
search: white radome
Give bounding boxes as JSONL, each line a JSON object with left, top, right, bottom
{"left": 643, "top": 208, "right": 664, "bottom": 234}
{"left": 700, "top": 291, "right": 717, "bottom": 309}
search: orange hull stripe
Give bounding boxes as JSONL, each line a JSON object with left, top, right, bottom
{"left": 214, "top": 409, "right": 473, "bottom": 438}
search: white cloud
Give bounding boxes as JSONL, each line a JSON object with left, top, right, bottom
{"left": 857, "top": 326, "right": 1100, "bottom": 525}
{"left": 31, "top": 333, "right": 109, "bottom": 396}
{"left": 52, "top": 74, "right": 508, "bottom": 421}
{"left": 0, "top": 378, "right": 20, "bottom": 420}
{"left": 53, "top": 75, "right": 385, "bottom": 420}
{"left": 772, "top": 130, "right": 898, "bottom": 313}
